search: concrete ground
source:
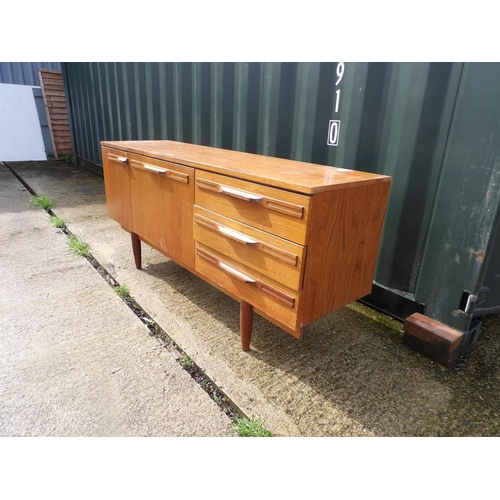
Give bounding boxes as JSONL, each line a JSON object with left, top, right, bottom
{"left": 0, "top": 162, "right": 234, "bottom": 436}
{"left": 1, "top": 159, "right": 500, "bottom": 437}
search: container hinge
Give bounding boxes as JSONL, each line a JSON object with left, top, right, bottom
{"left": 461, "top": 291, "right": 478, "bottom": 316}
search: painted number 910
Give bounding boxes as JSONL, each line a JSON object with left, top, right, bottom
{"left": 327, "top": 62, "right": 344, "bottom": 147}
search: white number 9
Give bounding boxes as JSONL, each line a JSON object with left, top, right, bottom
{"left": 336, "top": 62, "right": 344, "bottom": 85}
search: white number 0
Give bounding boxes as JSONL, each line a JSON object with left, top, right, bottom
{"left": 328, "top": 120, "right": 340, "bottom": 146}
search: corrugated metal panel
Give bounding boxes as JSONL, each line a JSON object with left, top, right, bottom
{"left": 65, "top": 62, "right": 354, "bottom": 165}
{"left": 0, "top": 62, "right": 62, "bottom": 86}
{"left": 62, "top": 62, "right": 464, "bottom": 294}
{"left": 413, "top": 63, "right": 500, "bottom": 333}
{"left": 479, "top": 219, "right": 500, "bottom": 315}
{"left": 62, "top": 62, "right": 500, "bottom": 349}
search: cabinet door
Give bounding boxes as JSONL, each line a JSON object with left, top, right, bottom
{"left": 129, "top": 153, "right": 195, "bottom": 268}
{"left": 102, "top": 147, "right": 133, "bottom": 231}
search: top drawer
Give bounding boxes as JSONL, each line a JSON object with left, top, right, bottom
{"left": 195, "top": 171, "right": 310, "bottom": 245}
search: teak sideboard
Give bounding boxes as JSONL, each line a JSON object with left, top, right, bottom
{"left": 101, "top": 140, "right": 391, "bottom": 350}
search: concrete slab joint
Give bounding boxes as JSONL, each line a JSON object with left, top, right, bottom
{"left": 403, "top": 312, "right": 463, "bottom": 367}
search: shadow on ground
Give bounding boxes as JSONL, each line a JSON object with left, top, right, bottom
{"left": 137, "top": 256, "right": 500, "bottom": 437}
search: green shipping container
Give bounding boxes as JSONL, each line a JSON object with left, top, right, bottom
{"left": 62, "top": 62, "right": 500, "bottom": 363}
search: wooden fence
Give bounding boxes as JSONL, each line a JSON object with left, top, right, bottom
{"left": 38, "top": 68, "right": 72, "bottom": 156}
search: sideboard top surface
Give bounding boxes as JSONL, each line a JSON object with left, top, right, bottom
{"left": 101, "top": 140, "right": 390, "bottom": 195}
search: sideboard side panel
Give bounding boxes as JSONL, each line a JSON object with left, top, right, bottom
{"left": 300, "top": 180, "right": 391, "bottom": 325}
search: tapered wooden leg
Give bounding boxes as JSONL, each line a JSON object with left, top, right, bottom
{"left": 131, "top": 232, "right": 141, "bottom": 269}
{"left": 240, "top": 300, "right": 253, "bottom": 351}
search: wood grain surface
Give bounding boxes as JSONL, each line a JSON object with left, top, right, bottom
{"left": 101, "top": 140, "right": 391, "bottom": 348}
{"left": 101, "top": 140, "right": 391, "bottom": 194}
{"left": 102, "top": 147, "right": 133, "bottom": 231}
{"left": 129, "top": 152, "right": 195, "bottom": 268}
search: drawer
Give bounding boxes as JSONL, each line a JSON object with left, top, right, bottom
{"left": 194, "top": 207, "right": 305, "bottom": 291}
{"left": 195, "top": 243, "right": 299, "bottom": 331}
{"left": 195, "top": 171, "right": 310, "bottom": 245}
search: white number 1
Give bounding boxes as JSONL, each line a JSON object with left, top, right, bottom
{"left": 334, "top": 63, "right": 344, "bottom": 113}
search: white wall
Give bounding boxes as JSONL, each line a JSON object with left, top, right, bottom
{"left": 0, "top": 83, "right": 47, "bottom": 161}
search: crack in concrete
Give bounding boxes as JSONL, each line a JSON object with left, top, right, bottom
{"left": 4, "top": 160, "right": 247, "bottom": 429}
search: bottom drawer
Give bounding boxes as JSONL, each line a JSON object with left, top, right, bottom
{"left": 195, "top": 243, "right": 299, "bottom": 331}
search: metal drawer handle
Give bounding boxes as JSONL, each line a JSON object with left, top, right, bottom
{"left": 220, "top": 185, "right": 262, "bottom": 202}
{"left": 130, "top": 160, "right": 189, "bottom": 183}
{"left": 144, "top": 164, "right": 168, "bottom": 174}
{"left": 219, "top": 262, "right": 256, "bottom": 283}
{"left": 194, "top": 214, "right": 299, "bottom": 266}
{"left": 107, "top": 153, "right": 128, "bottom": 164}
{"left": 196, "top": 247, "right": 295, "bottom": 308}
{"left": 195, "top": 214, "right": 256, "bottom": 244}
{"left": 218, "top": 225, "right": 258, "bottom": 245}
{"left": 196, "top": 178, "right": 304, "bottom": 219}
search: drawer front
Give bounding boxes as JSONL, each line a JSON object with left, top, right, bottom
{"left": 195, "top": 171, "right": 310, "bottom": 245}
{"left": 102, "top": 146, "right": 133, "bottom": 231}
{"left": 195, "top": 243, "right": 299, "bottom": 331}
{"left": 128, "top": 153, "right": 195, "bottom": 268}
{"left": 194, "top": 207, "right": 305, "bottom": 291}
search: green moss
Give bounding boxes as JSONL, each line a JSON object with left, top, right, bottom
{"left": 347, "top": 301, "right": 404, "bottom": 333}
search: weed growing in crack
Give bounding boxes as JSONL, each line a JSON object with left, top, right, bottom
{"left": 58, "top": 152, "right": 73, "bottom": 163}
{"left": 115, "top": 284, "right": 130, "bottom": 298}
{"left": 14, "top": 168, "right": 250, "bottom": 434}
{"left": 233, "top": 417, "right": 274, "bottom": 437}
{"left": 49, "top": 215, "right": 67, "bottom": 230}
{"left": 67, "top": 234, "right": 91, "bottom": 258}
{"left": 28, "top": 195, "right": 55, "bottom": 211}
{"left": 180, "top": 353, "right": 194, "bottom": 368}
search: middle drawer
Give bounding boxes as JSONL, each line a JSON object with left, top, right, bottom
{"left": 194, "top": 207, "right": 305, "bottom": 291}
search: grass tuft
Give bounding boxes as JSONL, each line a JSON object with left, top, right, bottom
{"left": 49, "top": 215, "right": 67, "bottom": 230}
{"left": 115, "top": 284, "right": 130, "bottom": 298}
{"left": 67, "top": 234, "right": 91, "bottom": 258}
{"left": 58, "top": 152, "right": 73, "bottom": 163}
{"left": 233, "top": 417, "right": 274, "bottom": 437}
{"left": 28, "top": 195, "right": 55, "bottom": 211}
{"left": 180, "top": 353, "right": 194, "bottom": 368}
